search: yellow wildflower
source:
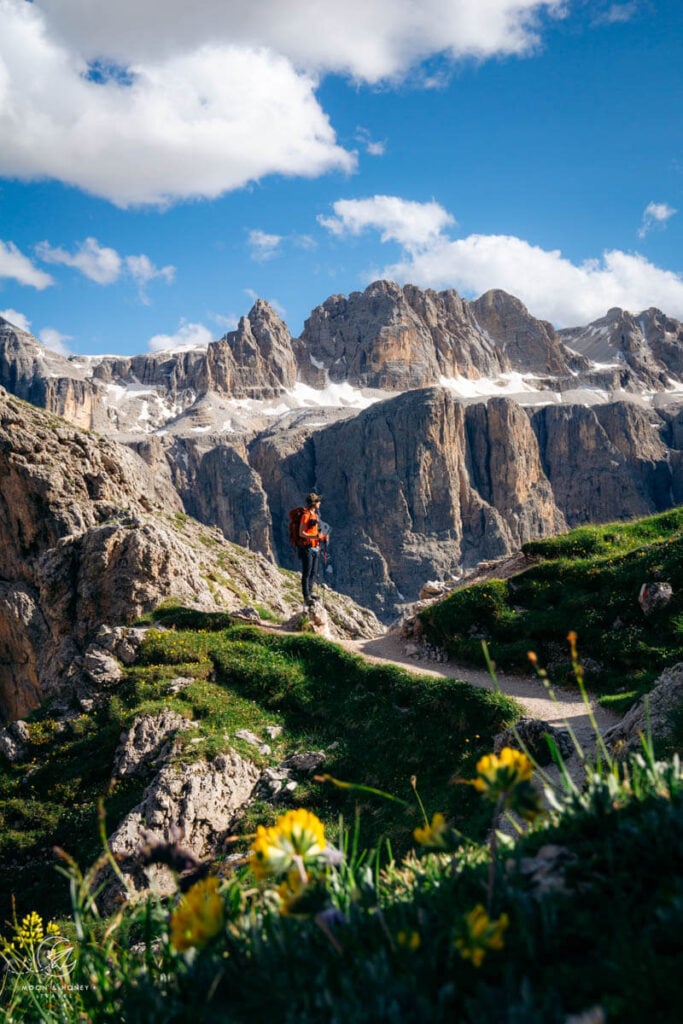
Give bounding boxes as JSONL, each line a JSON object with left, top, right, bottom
{"left": 250, "top": 808, "right": 327, "bottom": 880}
{"left": 16, "top": 911, "right": 44, "bottom": 947}
{"left": 170, "top": 876, "right": 224, "bottom": 952}
{"left": 466, "top": 747, "right": 543, "bottom": 821}
{"left": 455, "top": 903, "right": 509, "bottom": 967}
{"left": 413, "top": 812, "right": 450, "bottom": 850}
{"left": 472, "top": 747, "right": 533, "bottom": 793}
{"left": 397, "top": 930, "right": 421, "bottom": 951}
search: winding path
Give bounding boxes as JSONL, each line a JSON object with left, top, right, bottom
{"left": 341, "top": 631, "right": 620, "bottom": 761}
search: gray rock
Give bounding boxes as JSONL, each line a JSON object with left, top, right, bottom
{"left": 112, "top": 710, "right": 194, "bottom": 777}
{"left": 167, "top": 676, "right": 195, "bottom": 694}
{"left": 508, "top": 843, "right": 575, "bottom": 898}
{"left": 102, "top": 751, "right": 259, "bottom": 907}
{"left": 83, "top": 645, "right": 123, "bottom": 687}
{"left": 494, "top": 717, "right": 574, "bottom": 766}
{"left": 280, "top": 751, "right": 326, "bottom": 774}
{"left": 235, "top": 729, "right": 263, "bottom": 747}
{"left": 0, "top": 726, "right": 27, "bottom": 762}
{"left": 10, "top": 720, "right": 31, "bottom": 744}
{"left": 603, "top": 662, "right": 683, "bottom": 755}
{"left": 231, "top": 606, "right": 262, "bottom": 622}
{"left": 638, "top": 581, "right": 673, "bottom": 616}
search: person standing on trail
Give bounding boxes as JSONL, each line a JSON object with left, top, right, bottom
{"left": 296, "top": 493, "right": 328, "bottom": 608}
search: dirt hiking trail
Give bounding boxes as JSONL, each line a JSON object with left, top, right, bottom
{"left": 340, "top": 631, "right": 621, "bottom": 785}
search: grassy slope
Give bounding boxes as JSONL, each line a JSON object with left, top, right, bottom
{"left": 419, "top": 508, "right": 683, "bottom": 712}
{"left": 0, "top": 609, "right": 518, "bottom": 923}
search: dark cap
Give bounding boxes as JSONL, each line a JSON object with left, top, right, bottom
{"left": 305, "top": 492, "right": 323, "bottom": 505}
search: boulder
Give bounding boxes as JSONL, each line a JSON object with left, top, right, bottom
{"left": 102, "top": 751, "right": 259, "bottom": 908}
{"left": 112, "top": 710, "right": 194, "bottom": 778}
{"left": 603, "top": 662, "right": 683, "bottom": 755}
{"left": 638, "top": 581, "right": 673, "bottom": 616}
{"left": 494, "top": 717, "right": 574, "bottom": 766}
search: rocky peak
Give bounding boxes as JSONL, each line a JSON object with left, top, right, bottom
{"left": 559, "top": 306, "right": 675, "bottom": 389}
{"left": 296, "top": 280, "right": 595, "bottom": 391}
{"left": 205, "top": 300, "right": 296, "bottom": 399}
{"left": 470, "top": 289, "right": 584, "bottom": 376}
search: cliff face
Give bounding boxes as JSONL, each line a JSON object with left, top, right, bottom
{"left": 250, "top": 389, "right": 673, "bottom": 617}
{"left": 0, "top": 390, "right": 380, "bottom": 721}
{"left": 3, "top": 284, "right": 683, "bottom": 437}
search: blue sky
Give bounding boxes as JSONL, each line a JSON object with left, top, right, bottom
{"left": 0, "top": 0, "right": 681, "bottom": 356}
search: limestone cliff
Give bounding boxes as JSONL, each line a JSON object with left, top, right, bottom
{"left": 251, "top": 388, "right": 675, "bottom": 617}
{"left": 0, "top": 390, "right": 377, "bottom": 721}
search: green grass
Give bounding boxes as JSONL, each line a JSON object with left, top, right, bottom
{"left": 0, "top": 612, "right": 519, "bottom": 925}
{"left": 419, "top": 508, "right": 683, "bottom": 712}
{"left": 3, "top": 750, "right": 682, "bottom": 1023}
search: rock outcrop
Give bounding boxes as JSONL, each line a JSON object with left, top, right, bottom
{"left": 104, "top": 751, "right": 260, "bottom": 906}
{"left": 253, "top": 387, "right": 675, "bottom": 617}
{"left": 603, "top": 662, "right": 683, "bottom": 755}
{"left": 2, "top": 279, "right": 683, "bottom": 630}
{"left": 0, "top": 390, "right": 379, "bottom": 721}
{"left": 559, "top": 307, "right": 683, "bottom": 390}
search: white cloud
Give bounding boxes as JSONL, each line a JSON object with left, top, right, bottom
{"left": 319, "top": 195, "right": 456, "bottom": 248}
{"left": 35, "top": 238, "right": 175, "bottom": 299}
{"left": 319, "top": 195, "right": 683, "bottom": 325}
{"left": 0, "top": 0, "right": 566, "bottom": 207}
{"left": 125, "top": 254, "right": 175, "bottom": 303}
{"left": 355, "top": 126, "right": 386, "bottom": 157}
{"left": 39, "top": 327, "right": 72, "bottom": 356}
{"left": 592, "top": 2, "right": 639, "bottom": 26}
{"left": 36, "top": 0, "right": 567, "bottom": 81}
{"left": 637, "top": 201, "right": 677, "bottom": 239}
{"left": 0, "top": 307, "right": 32, "bottom": 332}
{"left": 36, "top": 237, "right": 123, "bottom": 284}
{"left": 211, "top": 312, "right": 240, "bottom": 332}
{"left": 248, "top": 230, "right": 283, "bottom": 263}
{"left": 0, "top": 1, "right": 355, "bottom": 206}
{"left": 148, "top": 320, "right": 214, "bottom": 352}
{"left": 0, "top": 239, "right": 54, "bottom": 289}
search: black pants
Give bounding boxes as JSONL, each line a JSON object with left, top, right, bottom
{"left": 298, "top": 546, "right": 319, "bottom": 603}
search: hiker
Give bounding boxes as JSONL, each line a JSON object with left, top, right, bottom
{"left": 294, "top": 493, "right": 328, "bottom": 608}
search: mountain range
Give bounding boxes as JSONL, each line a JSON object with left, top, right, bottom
{"left": 1, "top": 279, "right": 682, "bottom": 619}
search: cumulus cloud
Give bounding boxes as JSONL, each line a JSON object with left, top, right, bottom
{"left": 319, "top": 195, "right": 455, "bottom": 247}
{"left": 0, "top": 1, "right": 566, "bottom": 206}
{"left": 0, "top": 0, "right": 354, "bottom": 206}
{"left": 0, "top": 307, "right": 32, "bottom": 331}
{"left": 0, "top": 240, "right": 54, "bottom": 289}
{"left": 637, "top": 201, "right": 677, "bottom": 239}
{"left": 148, "top": 320, "right": 214, "bottom": 352}
{"left": 36, "top": 0, "right": 566, "bottom": 80}
{"left": 319, "top": 195, "right": 683, "bottom": 325}
{"left": 39, "top": 327, "right": 72, "bottom": 356}
{"left": 35, "top": 237, "right": 175, "bottom": 299}
{"left": 36, "top": 237, "right": 123, "bottom": 285}
{"left": 125, "top": 254, "right": 175, "bottom": 302}
{"left": 248, "top": 230, "right": 283, "bottom": 262}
